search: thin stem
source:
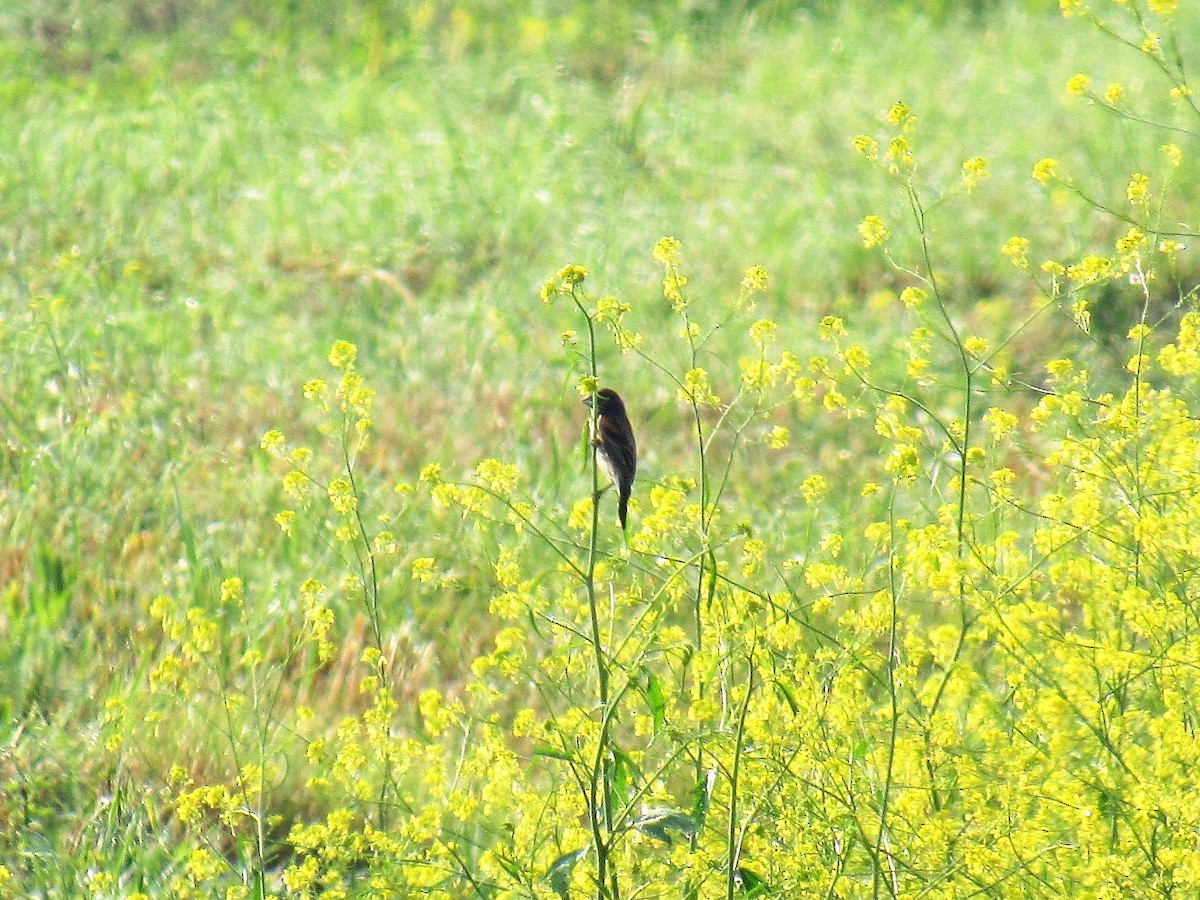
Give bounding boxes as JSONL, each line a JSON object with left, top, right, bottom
{"left": 570, "top": 285, "right": 616, "bottom": 900}
{"left": 341, "top": 413, "right": 393, "bottom": 832}
{"left": 872, "top": 491, "right": 901, "bottom": 900}
{"left": 726, "top": 654, "right": 756, "bottom": 900}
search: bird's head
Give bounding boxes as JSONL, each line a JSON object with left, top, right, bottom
{"left": 584, "top": 388, "right": 626, "bottom": 415}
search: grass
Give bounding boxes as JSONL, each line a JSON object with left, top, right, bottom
{"left": 3, "top": 1, "right": 1200, "bottom": 894}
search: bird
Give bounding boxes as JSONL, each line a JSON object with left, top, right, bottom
{"left": 583, "top": 388, "right": 637, "bottom": 530}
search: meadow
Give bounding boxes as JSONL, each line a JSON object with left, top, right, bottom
{"left": 3, "top": 0, "right": 1200, "bottom": 896}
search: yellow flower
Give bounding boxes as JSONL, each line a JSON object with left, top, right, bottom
{"left": 800, "top": 474, "right": 827, "bottom": 504}
{"left": 281, "top": 469, "right": 310, "bottom": 500}
{"left": 1103, "top": 82, "right": 1124, "bottom": 105}
{"left": 741, "top": 264, "right": 769, "bottom": 294}
{"left": 577, "top": 374, "right": 599, "bottom": 398}
{"left": 87, "top": 871, "right": 116, "bottom": 894}
{"left": 300, "top": 579, "right": 326, "bottom": 600}
{"left": 303, "top": 601, "right": 334, "bottom": 661}
{"left": 1126, "top": 173, "right": 1150, "bottom": 204}
{"left": 474, "top": 458, "right": 519, "bottom": 495}
{"left": 1032, "top": 158, "right": 1059, "bottom": 185}
{"left": 652, "top": 236, "right": 682, "bottom": 265}
{"left": 819, "top": 533, "right": 842, "bottom": 557}
{"left": 961, "top": 156, "right": 990, "bottom": 192}
{"left": 822, "top": 390, "right": 846, "bottom": 412}
{"left": 749, "top": 319, "right": 778, "bottom": 345}
{"left": 818, "top": 316, "right": 847, "bottom": 340}
{"left": 1046, "top": 358, "right": 1074, "bottom": 380}
{"left": 1059, "top": 0, "right": 1086, "bottom": 16}
{"left": 149, "top": 594, "right": 174, "bottom": 622}
{"left": 1065, "top": 73, "right": 1091, "bottom": 95}
{"left": 1001, "top": 236, "right": 1030, "bottom": 269}
{"left": 662, "top": 269, "right": 689, "bottom": 311}
{"left": 283, "top": 857, "right": 320, "bottom": 893}
{"left": 327, "top": 477, "right": 357, "bottom": 514}
{"left": 259, "top": 429, "right": 284, "bottom": 452}
{"left": 964, "top": 336, "right": 989, "bottom": 357}
{"left": 1127, "top": 353, "right": 1151, "bottom": 374}
{"left": 1067, "top": 254, "right": 1113, "bottom": 283}
{"left": 568, "top": 496, "right": 594, "bottom": 530}
{"left": 1148, "top": 0, "right": 1177, "bottom": 14}
{"left": 594, "top": 294, "right": 630, "bottom": 323}
{"left": 1127, "top": 323, "right": 1152, "bottom": 341}
{"left": 411, "top": 557, "right": 437, "bottom": 583}
{"left": 858, "top": 215, "right": 890, "bottom": 249}
{"left": 328, "top": 340, "right": 357, "bottom": 369}
{"left": 983, "top": 407, "right": 1019, "bottom": 441}
{"left": 1115, "top": 227, "right": 1146, "bottom": 254}
{"left": 887, "top": 135, "right": 914, "bottom": 169}
{"left": 900, "top": 287, "right": 926, "bottom": 309}
{"left": 557, "top": 264, "right": 587, "bottom": 285}
{"left": 220, "top": 577, "right": 243, "bottom": 605}
{"left": 843, "top": 343, "right": 871, "bottom": 371}
{"left": 678, "top": 367, "right": 720, "bottom": 405}
{"left": 884, "top": 443, "right": 920, "bottom": 479}
{"left": 850, "top": 134, "right": 879, "bottom": 160}
{"left": 886, "top": 101, "right": 913, "bottom": 127}
{"left": 1161, "top": 143, "right": 1182, "bottom": 167}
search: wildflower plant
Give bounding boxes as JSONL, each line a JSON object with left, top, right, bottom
{"left": 119, "top": 2, "right": 1200, "bottom": 897}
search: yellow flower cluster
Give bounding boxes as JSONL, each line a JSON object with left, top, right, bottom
{"left": 960, "top": 156, "right": 990, "bottom": 193}
{"left": 858, "top": 215, "right": 890, "bottom": 249}
{"left": 539, "top": 263, "right": 588, "bottom": 301}
{"left": 1001, "top": 235, "right": 1030, "bottom": 268}
{"left": 1032, "top": 157, "right": 1059, "bottom": 184}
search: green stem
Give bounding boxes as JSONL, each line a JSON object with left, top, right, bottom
{"left": 872, "top": 492, "right": 901, "bottom": 900}
{"left": 726, "top": 655, "right": 756, "bottom": 900}
{"left": 570, "top": 286, "right": 616, "bottom": 900}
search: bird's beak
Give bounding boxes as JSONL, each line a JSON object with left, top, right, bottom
{"left": 582, "top": 396, "right": 593, "bottom": 407}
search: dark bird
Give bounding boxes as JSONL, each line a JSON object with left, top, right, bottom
{"left": 584, "top": 388, "right": 637, "bottom": 530}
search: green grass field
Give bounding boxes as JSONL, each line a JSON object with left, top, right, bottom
{"left": 4, "top": 1, "right": 1200, "bottom": 896}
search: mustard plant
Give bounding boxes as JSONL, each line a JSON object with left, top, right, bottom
{"left": 119, "top": 4, "right": 1200, "bottom": 898}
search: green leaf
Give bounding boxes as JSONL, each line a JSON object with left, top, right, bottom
{"left": 534, "top": 744, "right": 576, "bottom": 762}
{"left": 528, "top": 606, "right": 548, "bottom": 641}
{"left": 773, "top": 680, "right": 800, "bottom": 716}
{"left": 611, "top": 749, "right": 630, "bottom": 805}
{"left": 735, "top": 866, "right": 770, "bottom": 897}
{"left": 546, "top": 846, "right": 589, "bottom": 898}
{"left": 632, "top": 807, "right": 698, "bottom": 844}
{"left": 641, "top": 666, "right": 667, "bottom": 732}
{"left": 690, "top": 765, "right": 716, "bottom": 831}
{"left": 610, "top": 743, "right": 643, "bottom": 807}
{"left": 493, "top": 850, "right": 524, "bottom": 882}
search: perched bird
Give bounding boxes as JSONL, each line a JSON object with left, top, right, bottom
{"left": 584, "top": 388, "right": 637, "bottom": 530}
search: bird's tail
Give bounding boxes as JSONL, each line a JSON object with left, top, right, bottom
{"left": 618, "top": 487, "right": 630, "bottom": 530}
